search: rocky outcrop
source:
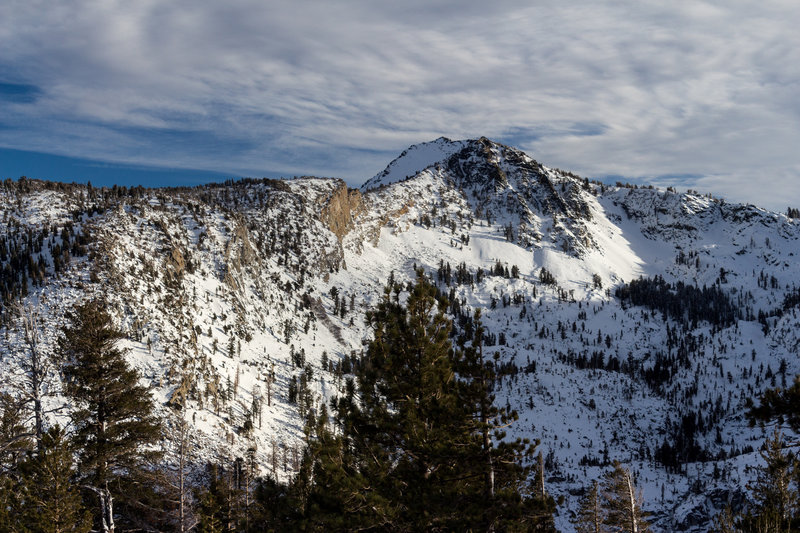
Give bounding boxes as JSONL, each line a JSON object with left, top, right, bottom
{"left": 319, "top": 182, "right": 364, "bottom": 242}
{"left": 224, "top": 218, "right": 258, "bottom": 290}
{"left": 165, "top": 246, "right": 186, "bottom": 283}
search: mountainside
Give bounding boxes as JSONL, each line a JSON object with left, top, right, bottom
{"left": 2, "top": 138, "right": 799, "bottom": 531}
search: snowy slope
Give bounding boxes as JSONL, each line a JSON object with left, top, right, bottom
{"left": 361, "top": 136, "right": 466, "bottom": 190}
{"left": 1, "top": 141, "right": 799, "bottom": 531}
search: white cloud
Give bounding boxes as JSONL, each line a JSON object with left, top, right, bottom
{"left": 0, "top": 0, "right": 799, "bottom": 210}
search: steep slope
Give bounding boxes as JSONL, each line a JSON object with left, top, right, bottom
{"left": 1, "top": 141, "right": 799, "bottom": 531}
{"left": 361, "top": 136, "right": 466, "bottom": 190}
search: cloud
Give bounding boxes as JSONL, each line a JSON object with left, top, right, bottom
{"left": 0, "top": 0, "right": 799, "bottom": 210}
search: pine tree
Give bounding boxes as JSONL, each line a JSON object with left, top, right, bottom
{"left": 602, "top": 461, "right": 649, "bottom": 533}
{"left": 745, "top": 375, "right": 800, "bottom": 531}
{"left": 282, "top": 409, "right": 364, "bottom": 531}
{"left": 58, "top": 299, "right": 162, "bottom": 533}
{"left": 0, "top": 391, "right": 32, "bottom": 471}
{"left": 18, "top": 426, "right": 92, "bottom": 533}
{"left": 458, "top": 309, "right": 555, "bottom": 530}
{"left": 0, "top": 392, "right": 32, "bottom": 530}
{"left": 740, "top": 429, "right": 797, "bottom": 532}
{"left": 298, "top": 272, "right": 554, "bottom": 531}
{"left": 328, "top": 272, "right": 463, "bottom": 530}
{"left": 710, "top": 505, "right": 739, "bottom": 533}
{"left": 573, "top": 480, "right": 606, "bottom": 533}
{"left": 748, "top": 375, "right": 800, "bottom": 432}
{"left": 196, "top": 462, "right": 243, "bottom": 533}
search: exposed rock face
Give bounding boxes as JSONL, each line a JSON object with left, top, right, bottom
{"left": 166, "top": 246, "right": 186, "bottom": 283}
{"left": 319, "top": 181, "right": 364, "bottom": 242}
{"left": 224, "top": 218, "right": 258, "bottom": 290}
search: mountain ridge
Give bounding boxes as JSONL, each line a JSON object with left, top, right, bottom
{"left": 1, "top": 140, "right": 799, "bottom": 531}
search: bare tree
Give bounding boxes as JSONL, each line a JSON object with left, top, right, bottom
{"left": 169, "top": 415, "right": 197, "bottom": 533}
{"left": 4, "top": 304, "right": 58, "bottom": 454}
{"left": 19, "top": 304, "right": 46, "bottom": 452}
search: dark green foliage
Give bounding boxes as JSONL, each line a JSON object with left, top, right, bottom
{"left": 743, "top": 430, "right": 797, "bottom": 531}
{"left": 539, "top": 267, "right": 556, "bottom": 286}
{"left": 0, "top": 471, "right": 22, "bottom": 530}
{"left": 738, "top": 373, "right": 800, "bottom": 531}
{"left": 196, "top": 463, "right": 243, "bottom": 533}
{"left": 783, "top": 287, "right": 800, "bottom": 311}
{"left": 458, "top": 310, "right": 556, "bottom": 530}
{"left": 615, "top": 275, "right": 738, "bottom": 327}
{"left": 654, "top": 411, "right": 711, "bottom": 471}
{"left": 59, "top": 299, "right": 162, "bottom": 484}
{"left": 0, "top": 392, "right": 32, "bottom": 529}
{"left": 0, "top": 391, "right": 32, "bottom": 471}
{"left": 331, "top": 272, "right": 470, "bottom": 530}
{"left": 18, "top": 426, "right": 92, "bottom": 533}
{"left": 748, "top": 375, "right": 800, "bottom": 433}
{"left": 0, "top": 422, "right": 91, "bottom": 533}
{"left": 58, "top": 298, "right": 162, "bottom": 531}
{"left": 260, "top": 272, "right": 555, "bottom": 531}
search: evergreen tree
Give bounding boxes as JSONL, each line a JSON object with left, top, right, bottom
{"left": 360, "top": 272, "right": 474, "bottom": 529}
{"left": 196, "top": 462, "right": 243, "bottom": 533}
{"left": 744, "top": 374, "right": 800, "bottom": 531}
{"left": 58, "top": 298, "right": 162, "bottom": 533}
{"left": 602, "top": 461, "right": 649, "bottom": 533}
{"left": 0, "top": 391, "right": 32, "bottom": 471}
{"left": 458, "top": 310, "right": 555, "bottom": 530}
{"left": 712, "top": 429, "right": 800, "bottom": 531}
{"left": 18, "top": 426, "right": 92, "bottom": 533}
{"left": 740, "top": 430, "right": 797, "bottom": 532}
{"left": 289, "top": 272, "right": 554, "bottom": 531}
{"left": 329, "top": 272, "right": 463, "bottom": 530}
{"left": 748, "top": 375, "right": 800, "bottom": 432}
{"left": 573, "top": 480, "right": 606, "bottom": 533}
{"left": 0, "top": 392, "right": 31, "bottom": 530}
{"left": 250, "top": 474, "right": 298, "bottom": 530}
{"left": 0, "top": 471, "right": 21, "bottom": 531}
{"left": 710, "top": 505, "right": 739, "bottom": 533}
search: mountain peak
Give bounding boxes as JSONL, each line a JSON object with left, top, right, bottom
{"left": 362, "top": 136, "right": 528, "bottom": 191}
{"left": 361, "top": 137, "right": 469, "bottom": 191}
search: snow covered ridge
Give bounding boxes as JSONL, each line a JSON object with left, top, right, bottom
{"left": 361, "top": 136, "right": 467, "bottom": 190}
{"left": 1, "top": 141, "right": 800, "bottom": 531}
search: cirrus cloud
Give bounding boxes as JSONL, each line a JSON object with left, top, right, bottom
{"left": 0, "top": 0, "right": 798, "bottom": 210}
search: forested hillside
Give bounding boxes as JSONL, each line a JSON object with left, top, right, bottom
{"left": 1, "top": 138, "right": 800, "bottom": 531}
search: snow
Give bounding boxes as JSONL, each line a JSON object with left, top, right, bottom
{"left": 1, "top": 140, "right": 800, "bottom": 531}
{"left": 361, "top": 137, "right": 466, "bottom": 190}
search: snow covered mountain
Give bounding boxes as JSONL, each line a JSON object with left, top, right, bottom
{"left": 2, "top": 138, "right": 799, "bottom": 531}
{"left": 361, "top": 136, "right": 467, "bottom": 190}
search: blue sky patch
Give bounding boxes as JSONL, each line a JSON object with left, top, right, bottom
{"left": 0, "top": 82, "right": 41, "bottom": 103}
{"left": 0, "top": 147, "right": 238, "bottom": 188}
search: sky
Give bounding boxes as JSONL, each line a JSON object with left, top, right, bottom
{"left": 1, "top": 1, "right": 799, "bottom": 211}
